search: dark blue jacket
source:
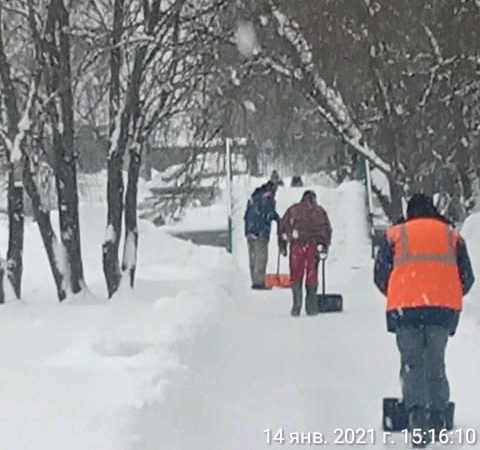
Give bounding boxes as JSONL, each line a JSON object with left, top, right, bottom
{"left": 374, "top": 216, "right": 475, "bottom": 335}
{"left": 244, "top": 182, "right": 279, "bottom": 240}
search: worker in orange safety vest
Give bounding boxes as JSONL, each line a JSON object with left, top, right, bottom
{"left": 374, "top": 193, "right": 474, "bottom": 448}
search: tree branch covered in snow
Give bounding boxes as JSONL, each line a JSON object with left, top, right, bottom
{"left": 267, "top": 2, "right": 391, "bottom": 173}
{"left": 212, "top": 0, "right": 480, "bottom": 221}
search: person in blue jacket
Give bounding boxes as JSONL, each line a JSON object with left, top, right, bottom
{"left": 244, "top": 172, "right": 282, "bottom": 289}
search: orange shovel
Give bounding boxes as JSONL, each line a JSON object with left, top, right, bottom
{"left": 264, "top": 250, "right": 292, "bottom": 288}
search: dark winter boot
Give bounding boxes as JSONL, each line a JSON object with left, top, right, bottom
{"left": 427, "top": 409, "right": 446, "bottom": 440}
{"left": 305, "top": 285, "right": 318, "bottom": 316}
{"left": 291, "top": 282, "right": 302, "bottom": 316}
{"left": 408, "top": 406, "right": 429, "bottom": 448}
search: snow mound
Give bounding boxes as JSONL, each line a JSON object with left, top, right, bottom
{"left": 0, "top": 200, "right": 235, "bottom": 449}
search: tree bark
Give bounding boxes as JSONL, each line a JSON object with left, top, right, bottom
{"left": 7, "top": 173, "right": 24, "bottom": 298}
{"left": 0, "top": 6, "right": 24, "bottom": 299}
{"left": 387, "top": 173, "right": 404, "bottom": 222}
{"left": 24, "top": 166, "right": 67, "bottom": 301}
{"left": 122, "top": 147, "right": 141, "bottom": 287}
{"left": 103, "top": 0, "right": 126, "bottom": 297}
{"left": 48, "top": 0, "right": 84, "bottom": 294}
{"left": 246, "top": 137, "right": 261, "bottom": 176}
{"left": 104, "top": 151, "right": 125, "bottom": 297}
{"left": 117, "top": 40, "right": 150, "bottom": 290}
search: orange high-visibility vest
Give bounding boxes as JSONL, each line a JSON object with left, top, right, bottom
{"left": 386, "top": 218, "right": 462, "bottom": 311}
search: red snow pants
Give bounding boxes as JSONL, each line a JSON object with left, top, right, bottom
{"left": 289, "top": 242, "right": 319, "bottom": 287}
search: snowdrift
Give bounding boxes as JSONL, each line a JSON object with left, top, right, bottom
{"left": 0, "top": 204, "right": 236, "bottom": 449}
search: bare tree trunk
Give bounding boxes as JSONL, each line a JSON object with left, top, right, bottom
{"left": 246, "top": 137, "right": 261, "bottom": 176}
{"left": 48, "top": 0, "right": 84, "bottom": 293}
{"left": 103, "top": 0, "right": 126, "bottom": 297}
{"left": 6, "top": 173, "right": 24, "bottom": 298}
{"left": 0, "top": 7, "right": 24, "bottom": 299}
{"left": 387, "top": 173, "right": 404, "bottom": 221}
{"left": 104, "top": 151, "right": 125, "bottom": 297}
{"left": 122, "top": 147, "right": 141, "bottom": 287}
{"left": 24, "top": 166, "right": 67, "bottom": 301}
{"left": 117, "top": 38, "right": 150, "bottom": 289}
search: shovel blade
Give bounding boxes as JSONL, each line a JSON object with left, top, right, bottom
{"left": 382, "top": 398, "right": 455, "bottom": 431}
{"left": 317, "top": 293, "right": 343, "bottom": 312}
{"left": 264, "top": 274, "right": 292, "bottom": 288}
{"left": 383, "top": 398, "right": 408, "bottom": 431}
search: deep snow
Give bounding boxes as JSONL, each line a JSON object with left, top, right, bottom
{"left": 137, "top": 180, "right": 480, "bottom": 450}
{"left": 1, "top": 177, "right": 480, "bottom": 449}
{"left": 0, "top": 204, "right": 234, "bottom": 449}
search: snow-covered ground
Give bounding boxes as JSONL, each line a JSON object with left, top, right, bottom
{"left": 138, "top": 179, "right": 480, "bottom": 450}
{"left": 1, "top": 177, "right": 480, "bottom": 449}
{"left": 0, "top": 205, "right": 235, "bottom": 449}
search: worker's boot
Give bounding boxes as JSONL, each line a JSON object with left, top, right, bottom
{"left": 408, "top": 406, "right": 429, "bottom": 448}
{"left": 428, "top": 408, "right": 446, "bottom": 440}
{"left": 305, "top": 285, "right": 319, "bottom": 316}
{"left": 291, "top": 282, "right": 302, "bottom": 316}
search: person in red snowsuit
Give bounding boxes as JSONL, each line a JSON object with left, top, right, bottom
{"left": 278, "top": 190, "right": 332, "bottom": 316}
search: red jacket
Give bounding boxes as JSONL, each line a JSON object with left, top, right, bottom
{"left": 278, "top": 195, "right": 332, "bottom": 247}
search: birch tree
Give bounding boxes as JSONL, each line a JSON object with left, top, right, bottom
{"left": 86, "top": 0, "right": 228, "bottom": 297}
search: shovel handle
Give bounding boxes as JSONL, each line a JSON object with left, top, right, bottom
{"left": 321, "top": 257, "right": 326, "bottom": 296}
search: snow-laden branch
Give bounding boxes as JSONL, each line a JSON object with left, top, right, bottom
{"left": 420, "top": 26, "right": 447, "bottom": 107}
{"left": 271, "top": 8, "right": 314, "bottom": 69}
{"left": 420, "top": 33, "right": 456, "bottom": 108}
{"left": 270, "top": 3, "right": 391, "bottom": 173}
{"left": 424, "top": 25, "right": 443, "bottom": 64}
{"left": 262, "top": 56, "right": 294, "bottom": 78}
{"left": 419, "top": 67, "right": 438, "bottom": 108}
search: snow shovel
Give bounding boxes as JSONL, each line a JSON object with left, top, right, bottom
{"left": 382, "top": 398, "right": 455, "bottom": 431}
{"left": 264, "top": 251, "right": 291, "bottom": 289}
{"left": 316, "top": 251, "right": 343, "bottom": 313}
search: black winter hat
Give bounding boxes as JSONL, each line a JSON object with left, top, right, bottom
{"left": 406, "top": 193, "right": 437, "bottom": 219}
{"left": 269, "top": 170, "right": 284, "bottom": 187}
{"left": 301, "top": 190, "right": 317, "bottom": 203}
